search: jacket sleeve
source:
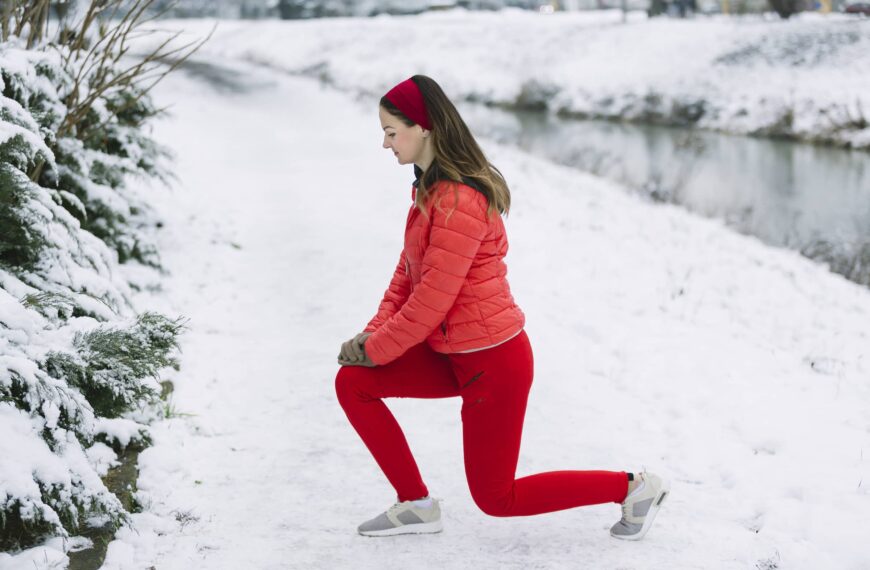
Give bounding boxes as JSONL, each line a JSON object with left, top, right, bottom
{"left": 362, "top": 250, "right": 411, "bottom": 333}
{"left": 364, "top": 185, "right": 489, "bottom": 365}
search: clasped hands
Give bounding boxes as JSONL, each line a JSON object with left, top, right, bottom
{"left": 338, "top": 332, "right": 376, "bottom": 367}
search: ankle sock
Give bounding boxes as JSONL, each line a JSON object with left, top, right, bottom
{"left": 412, "top": 497, "right": 433, "bottom": 508}
{"left": 626, "top": 473, "right": 644, "bottom": 497}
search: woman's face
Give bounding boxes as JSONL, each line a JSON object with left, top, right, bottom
{"left": 379, "top": 105, "right": 426, "bottom": 166}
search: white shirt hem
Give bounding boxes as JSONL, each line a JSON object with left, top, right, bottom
{"left": 452, "top": 328, "right": 523, "bottom": 354}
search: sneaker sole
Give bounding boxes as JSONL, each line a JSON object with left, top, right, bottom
{"left": 610, "top": 478, "right": 671, "bottom": 541}
{"left": 358, "top": 520, "right": 443, "bottom": 537}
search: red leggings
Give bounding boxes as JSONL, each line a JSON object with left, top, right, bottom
{"left": 335, "top": 329, "right": 630, "bottom": 516}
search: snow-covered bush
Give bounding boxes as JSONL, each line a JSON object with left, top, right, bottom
{"left": 53, "top": 91, "right": 171, "bottom": 268}
{"left": 43, "top": 312, "right": 183, "bottom": 420}
{"left": 1, "top": 1, "right": 200, "bottom": 551}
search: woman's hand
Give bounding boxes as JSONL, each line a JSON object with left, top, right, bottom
{"left": 338, "top": 332, "right": 375, "bottom": 367}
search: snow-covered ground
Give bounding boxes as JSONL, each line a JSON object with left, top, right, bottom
{"left": 138, "top": 10, "right": 870, "bottom": 149}
{"left": 29, "top": 50, "right": 859, "bottom": 570}
{"left": 7, "top": 37, "right": 868, "bottom": 565}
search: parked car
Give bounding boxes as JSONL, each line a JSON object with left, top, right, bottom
{"left": 845, "top": 2, "right": 870, "bottom": 14}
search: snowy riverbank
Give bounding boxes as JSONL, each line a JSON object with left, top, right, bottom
{"left": 50, "top": 57, "right": 870, "bottom": 569}
{"left": 139, "top": 9, "right": 870, "bottom": 149}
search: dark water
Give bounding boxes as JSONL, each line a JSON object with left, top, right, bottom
{"left": 459, "top": 103, "right": 870, "bottom": 287}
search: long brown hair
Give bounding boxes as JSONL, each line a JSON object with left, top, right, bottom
{"left": 379, "top": 74, "right": 511, "bottom": 219}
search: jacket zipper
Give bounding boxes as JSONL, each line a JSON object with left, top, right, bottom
{"left": 441, "top": 321, "right": 448, "bottom": 341}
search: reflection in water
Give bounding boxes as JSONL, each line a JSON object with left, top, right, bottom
{"left": 459, "top": 103, "right": 870, "bottom": 287}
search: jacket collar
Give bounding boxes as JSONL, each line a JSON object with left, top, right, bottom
{"left": 413, "top": 163, "right": 423, "bottom": 188}
{"left": 411, "top": 163, "right": 422, "bottom": 201}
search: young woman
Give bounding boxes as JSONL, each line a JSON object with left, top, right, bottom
{"left": 334, "top": 75, "right": 670, "bottom": 539}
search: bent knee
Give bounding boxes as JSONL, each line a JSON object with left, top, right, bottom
{"left": 334, "top": 366, "right": 355, "bottom": 399}
{"left": 469, "top": 489, "right": 514, "bottom": 517}
{"left": 334, "top": 365, "right": 374, "bottom": 404}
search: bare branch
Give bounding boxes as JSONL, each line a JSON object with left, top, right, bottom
{"left": 75, "top": 24, "right": 215, "bottom": 142}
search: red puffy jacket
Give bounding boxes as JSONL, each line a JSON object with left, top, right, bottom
{"left": 363, "top": 167, "right": 525, "bottom": 365}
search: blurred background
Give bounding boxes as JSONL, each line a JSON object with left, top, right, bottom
{"left": 142, "top": 0, "right": 869, "bottom": 19}
{"left": 128, "top": 0, "right": 870, "bottom": 287}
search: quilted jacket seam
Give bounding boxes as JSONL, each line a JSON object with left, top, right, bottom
{"left": 464, "top": 280, "right": 492, "bottom": 345}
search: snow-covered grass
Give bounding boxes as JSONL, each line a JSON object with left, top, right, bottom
{"left": 138, "top": 9, "right": 870, "bottom": 149}
{"left": 68, "top": 56, "right": 870, "bottom": 569}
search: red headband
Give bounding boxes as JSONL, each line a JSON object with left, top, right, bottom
{"left": 384, "top": 77, "right": 432, "bottom": 131}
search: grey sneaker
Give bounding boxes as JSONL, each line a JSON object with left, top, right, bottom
{"left": 357, "top": 497, "right": 443, "bottom": 537}
{"left": 610, "top": 471, "right": 670, "bottom": 540}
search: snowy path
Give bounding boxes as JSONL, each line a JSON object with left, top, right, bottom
{"left": 102, "top": 59, "right": 870, "bottom": 570}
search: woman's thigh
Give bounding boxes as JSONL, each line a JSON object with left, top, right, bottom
{"left": 448, "top": 331, "right": 535, "bottom": 499}
{"left": 336, "top": 341, "right": 461, "bottom": 400}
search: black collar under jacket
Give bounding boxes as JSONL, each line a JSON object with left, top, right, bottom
{"left": 413, "top": 163, "right": 485, "bottom": 194}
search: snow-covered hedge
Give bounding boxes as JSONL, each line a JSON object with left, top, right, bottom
{"left": 1, "top": 42, "right": 184, "bottom": 551}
